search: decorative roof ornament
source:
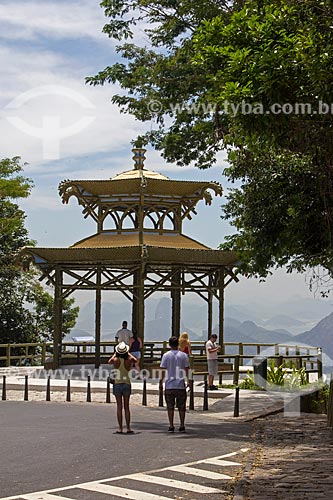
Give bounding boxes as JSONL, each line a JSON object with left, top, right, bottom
{"left": 132, "top": 147, "right": 146, "bottom": 170}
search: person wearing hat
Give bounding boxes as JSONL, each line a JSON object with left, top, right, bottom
{"left": 108, "top": 342, "right": 137, "bottom": 434}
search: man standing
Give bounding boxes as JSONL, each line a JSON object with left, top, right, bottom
{"left": 159, "top": 336, "right": 189, "bottom": 432}
{"left": 206, "top": 333, "right": 221, "bottom": 390}
{"left": 115, "top": 320, "right": 133, "bottom": 346}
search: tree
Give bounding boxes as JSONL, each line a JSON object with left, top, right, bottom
{"left": 0, "top": 158, "right": 79, "bottom": 346}
{"left": 87, "top": 1, "right": 333, "bottom": 290}
{"left": 0, "top": 157, "right": 35, "bottom": 344}
{"left": 25, "top": 276, "right": 80, "bottom": 342}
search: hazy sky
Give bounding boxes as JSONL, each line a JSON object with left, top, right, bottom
{"left": 1, "top": 0, "right": 331, "bottom": 312}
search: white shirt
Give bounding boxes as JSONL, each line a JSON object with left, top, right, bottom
{"left": 115, "top": 328, "right": 133, "bottom": 345}
{"left": 206, "top": 339, "right": 218, "bottom": 360}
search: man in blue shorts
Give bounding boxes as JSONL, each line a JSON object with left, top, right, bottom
{"left": 159, "top": 336, "right": 190, "bottom": 432}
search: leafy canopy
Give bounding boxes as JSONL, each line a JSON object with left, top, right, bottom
{"left": 87, "top": 0, "right": 333, "bottom": 288}
{"left": 0, "top": 158, "right": 79, "bottom": 346}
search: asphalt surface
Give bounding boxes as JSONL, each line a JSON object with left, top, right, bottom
{"left": 0, "top": 401, "right": 252, "bottom": 498}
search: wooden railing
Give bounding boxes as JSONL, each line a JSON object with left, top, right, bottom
{"left": 0, "top": 341, "right": 322, "bottom": 382}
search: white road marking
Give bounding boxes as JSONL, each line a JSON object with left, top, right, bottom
{"left": 131, "top": 473, "right": 223, "bottom": 493}
{"left": 20, "top": 494, "right": 70, "bottom": 500}
{"left": 1, "top": 448, "right": 249, "bottom": 500}
{"left": 168, "top": 465, "right": 232, "bottom": 480}
{"left": 80, "top": 482, "right": 173, "bottom": 500}
{"left": 203, "top": 458, "right": 241, "bottom": 466}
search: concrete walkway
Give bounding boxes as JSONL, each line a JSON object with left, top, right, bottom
{"left": 0, "top": 365, "right": 286, "bottom": 418}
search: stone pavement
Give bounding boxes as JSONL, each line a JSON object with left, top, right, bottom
{"left": 235, "top": 413, "right": 333, "bottom": 500}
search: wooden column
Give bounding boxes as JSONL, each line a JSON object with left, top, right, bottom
{"left": 95, "top": 268, "right": 101, "bottom": 369}
{"left": 218, "top": 268, "right": 225, "bottom": 354}
{"left": 171, "top": 269, "right": 181, "bottom": 338}
{"left": 207, "top": 275, "right": 213, "bottom": 339}
{"left": 132, "top": 268, "right": 145, "bottom": 366}
{"left": 53, "top": 266, "right": 63, "bottom": 369}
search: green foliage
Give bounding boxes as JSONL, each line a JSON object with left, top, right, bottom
{"left": 88, "top": 0, "right": 333, "bottom": 289}
{"left": 239, "top": 372, "right": 263, "bottom": 390}
{"left": 267, "top": 362, "right": 287, "bottom": 386}
{"left": 267, "top": 361, "right": 308, "bottom": 389}
{"left": 0, "top": 158, "right": 79, "bottom": 346}
{"left": 309, "top": 384, "right": 330, "bottom": 414}
{"left": 25, "top": 275, "right": 80, "bottom": 341}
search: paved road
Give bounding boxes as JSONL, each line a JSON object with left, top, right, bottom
{"left": 0, "top": 402, "right": 252, "bottom": 499}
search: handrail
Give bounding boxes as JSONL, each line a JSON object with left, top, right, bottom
{"left": 0, "top": 340, "right": 322, "bottom": 373}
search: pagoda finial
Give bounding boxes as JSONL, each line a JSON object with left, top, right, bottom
{"left": 132, "top": 147, "right": 146, "bottom": 170}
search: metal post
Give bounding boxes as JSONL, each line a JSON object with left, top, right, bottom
{"left": 106, "top": 377, "right": 111, "bottom": 404}
{"left": 2, "top": 375, "right": 6, "bottom": 400}
{"left": 203, "top": 377, "right": 208, "bottom": 411}
{"left": 159, "top": 382, "right": 164, "bottom": 407}
{"left": 189, "top": 379, "right": 194, "bottom": 411}
{"left": 24, "top": 375, "right": 29, "bottom": 401}
{"left": 46, "top": 376, "right": 51, "bottom": 401}
{"left": 142, "top": 378, "right": 147, "bottom": 406}
{"left": 234, "top": 386, "right": 240, "bottom": 417}
{"left": 87, "top": 375, "right": 91, "bottom": 402}
{"left": 66, "top": 379, "right": 71, "bottom": 402}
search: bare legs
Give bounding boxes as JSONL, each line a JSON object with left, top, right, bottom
{"left": 167, "top": 408, "right": 174, "bottom": 429}
{"left": 115, "top": 394, "right": 132, "bottom": 433}
{"left": 208, "top": 374, "right": 214, "bottom": 387}
{"left": 167, "top": 407, "right": 185, "bottom": 431}
{"left": 123, "top": 395, "right": 131, "bottom": 432}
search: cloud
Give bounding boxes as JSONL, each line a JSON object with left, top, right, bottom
{"left": 0, "top": 0, "right": 107, "bottom": 42}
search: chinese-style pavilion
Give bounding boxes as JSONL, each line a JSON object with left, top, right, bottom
{"left": 21, "top": 148, "right": 238, "bottom": 368}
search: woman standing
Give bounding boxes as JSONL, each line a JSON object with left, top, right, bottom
{"left": 179, "top": 332, "right": 192, "bottom": 356}
{"left": 129, "top": 329, "right": 143, "bottom": 376}
{"left": 108, "top": 342, "right": 137, "bottom": 434}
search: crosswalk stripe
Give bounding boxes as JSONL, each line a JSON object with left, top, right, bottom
{"left": 168, "top": 465, "right": 232, "bottom": 480}
{"left": 202, "top": 458, "right": 241, "bottom": 466}
{"left": 131, "top": 473, "right": 224, "bottom": 493}
{"left": 1, "top": 449, "right": 248, "bottom": 500}
{"left": 20, "top": 494, "right": 70, "bottom": 500}
{"left": 80, "top": 482, "right": 173, "bottom": 500}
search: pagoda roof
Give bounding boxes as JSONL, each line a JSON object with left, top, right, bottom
{"left": 112, "top": 167, "right": 169, "bottom": 181}
{"left": 71, "top": 232, "right": 210, "bottom": 250}
{"left": 59, "top": 178, "right": 222, "bottom": 202}
{"left": 22, "top": 245, "right": 238, "bottom": 267}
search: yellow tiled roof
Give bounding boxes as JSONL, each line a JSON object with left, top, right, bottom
{"left": 71, "top": 232, "right": 210, "bottom": 250}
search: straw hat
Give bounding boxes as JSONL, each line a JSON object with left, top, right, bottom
{"left": 116, "top": 341, "right": 129, "bottom": 354}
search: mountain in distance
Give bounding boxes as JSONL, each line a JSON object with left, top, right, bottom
{"left": 295, "top": 312, "right": 333, "bottom": 361}
{"left": 262, "top": 315, "right": 307, "bottom": 335}
{"left": 69, "top": 295, "right": 333, "bottom": 350}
